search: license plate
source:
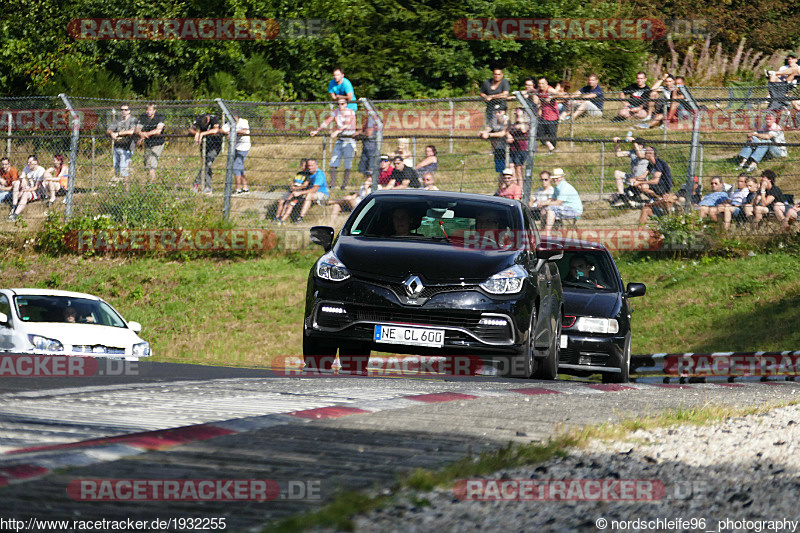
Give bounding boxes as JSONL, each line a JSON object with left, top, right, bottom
{"left": 560, "top": 335, "right": 568, "bottom": 349}
{"left": 374, "top": 325, "right": 445, "bottom": 348}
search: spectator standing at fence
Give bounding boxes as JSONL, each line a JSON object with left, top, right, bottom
{"left": 478, "top": 106, "right": 510, "bottom": 177}
{"left": 636, "top": 147, "right": 675, "bottom": 227}
{"left": 530, "top": 170, "right": 555, "bottom": 221}
{"left": 480, "top": 68, "right": 510, "bottom": 125}
{"left": 608, "top": 136, "right": 648, "bottom": 207}
{"left": 506, "top": 108, "right": 529, "bottom": 188}
{"left": 222, "top": 113, "right": 251, "bottom": 195}
{"left": 720, "top": 174, "right": 752, "bottom": 231}
{"left": 135, "top": 103, "right": 165, "bottom": 183}
{"left": 535, "top": 77, "right": 559, "bottom": 154}
{"left": 9, "top": 155, "right": 51, "bottom": 221}
{"left": 617, "top": 72, "right": 651, "bottom": 122}
{"left": 311, "top": 96, "right": 357, "bottom": 189}
{"left": 736, "top": 112, "right": 787, "bottom": 173}
{"left": 539, "top": 168, "right": 582, "bottom": 231}
{"left": 522, "top": 78, "right": 538, "bottom": 113}
{"left": 568, "top": 74, "right": 604, "bottom": 122}
{"left": 496, "top": 168, "right": 521, "bottom": 200}
{"left": 291, "top": 158, "right": 329, "bottom": 224}
{"left": 43, "top": 154, "right": 68, "bottom": 206}
{"left": 389, "top": 156, "right": 420, "bottom": 189}
{"left": 415, "top": 145, "right": 438, "bottom": 177}
{"left": 328, "top": 67, "right": 357, "bottom": 111}
{"left": 0, "top": 158, "right": 18, "bottom": 205}
{"left": 355, "top": 109, "right": 378, "bottom": 180}
{"left": 106, "top": 103, "right": 138, "bottom": 182}
{"left": 189, "top": 113, "right": 223, "bottom": 194}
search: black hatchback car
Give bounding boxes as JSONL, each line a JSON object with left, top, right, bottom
{"left": 303, "top": 190, "right": 564, "bottom": 379}
{"left": 544, "top": 237, "right": 646, "bottom": 383}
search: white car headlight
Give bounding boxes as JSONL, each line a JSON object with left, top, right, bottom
{"left": 133, "top": 342, "right": 151, "bottom": 357}
{"left": 315, "top": 251, "right": 351, "bottom": 281}
{"left": 575, "top": 317, "right": 619, "bottom": 334}
{"left": 28, "top": 334, "right": 64, "bottom": 352}
{"left": 479, "top": 265, "right": 526, "bottom": 295}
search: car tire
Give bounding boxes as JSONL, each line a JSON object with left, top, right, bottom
{"left": 507, "top": 310, "right": 537, "bottom": 378}
{"left": 338, "top": 341, "right": 371, "bottom": 374}
{"left": 303, "top": 336, "right": 337, "bottom": 372}
{"left": 603, "top": 333, "right": 631, "bottom": 384}
{"left": 534, "top": 314, "right": 561, "bottom": 380}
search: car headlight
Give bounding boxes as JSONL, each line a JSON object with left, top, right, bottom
{"left": 315, "top": 251, "right": 351, "bottom": 281}
{"left": 479, "top": 265, "right": 526, "bottom": 295}
{"left": 132, "top": 342, "right": 151, "bottom": 357}
{"left": 575, "top": 317, "right": 619, "bottom": 334}
{"left": 28, "top": 334, "right": 64, "bottom": 352}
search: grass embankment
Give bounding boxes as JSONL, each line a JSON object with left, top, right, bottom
{"left": 1, "top": 250, "right": 799, "bottom": 364}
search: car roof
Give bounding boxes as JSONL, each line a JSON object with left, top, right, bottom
{"left": 6, "top": 288, "right": 103, "bottom": 300}
{"left": 541, "top": 236, "right": 611, "bottom": 253}
{"left": 367, "top": 189, "right": 523, "bottom": 208}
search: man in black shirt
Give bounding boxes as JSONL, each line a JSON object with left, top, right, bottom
{"left": 617, "top": 72, "right": 651, "bottom": 122}
{"left": 754, "top": 169, "right": 789, "bottom": 228}
{"left": 189, "top": 113, "right": 223, "bottom": 194}
{"left": 389, "top": 156, "right": 420, "bottom": 189}
{"left": 136, "top": 103, "right": 165, "bottom": 183}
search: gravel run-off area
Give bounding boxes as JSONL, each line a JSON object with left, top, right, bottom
{"left": 353, "top": 404, "right": 800, "bottom": 532}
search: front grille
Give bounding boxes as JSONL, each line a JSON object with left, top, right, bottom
{"left": 72, "top": 345, "right": 126, "bottom": 355}
{"left": 387, "top": 283, "right": 479, "bottom": 299}
{"left": 354, "top": 308, "right": 481, "bottom": 329}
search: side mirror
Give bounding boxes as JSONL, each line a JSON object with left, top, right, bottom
{"left": 310, "top": 226, "right": 335, "bottom": 252}
{"left": 0, "top": 312, "right": 8, "bottom": 325}
{"left": 535, "top": 243, "right": 563, "bottom": 262}
{"left": 128, "top": 321, "right": 143, "bottom": 334}
{"left": 626, "top": 282, "right": 646, "bottom": 298}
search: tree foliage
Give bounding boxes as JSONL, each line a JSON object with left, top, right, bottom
{"left": 0, "top": 0, "right": 783, "bottom": 100}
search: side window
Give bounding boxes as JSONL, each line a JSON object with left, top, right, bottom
{"left": 0, "top": 295, "right": 10, "bottom": 323}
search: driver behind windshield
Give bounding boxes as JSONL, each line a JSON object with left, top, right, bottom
{"left": 391, "top": 207, "right": 414, "bottom": 236}
{"left": 565, "top": 254, "right": 600, "bottom": 286}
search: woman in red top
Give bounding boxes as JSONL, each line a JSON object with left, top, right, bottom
{"left": 536, "top": 77, "right": 559, "bottom": 155}
{"left": 44, "top": 154, "right": 68, "bottom": 207}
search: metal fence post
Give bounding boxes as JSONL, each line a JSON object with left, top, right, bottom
{"left": 600, "top": 141, "right": 605, "bottom": 199}
{"left": 216, "top": 98, "right": 237, "bottom": 220}
{"left": 683, "top": 86, "right": 701, "bottom": 213}
{"left": 448, "top": 100, "right": 454, "bottom": 154}
{"left": 514, "top": 91, "right": 537, "bottom": 204}
{"left": 59, "top": 94, "right": 80, "bottom": 221}
{"left": 360, "top": 98, "right": 383, "bottom": 193}
{"left": 91, "top": 136, "right": 95, "bottom": 193}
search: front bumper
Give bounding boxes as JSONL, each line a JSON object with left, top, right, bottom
{"left": 558, "top": 332, "right": 626, "bottom": 374}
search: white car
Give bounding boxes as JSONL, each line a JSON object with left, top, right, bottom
{"left": 0, "top": 288, "right": 151, "bottom": 358}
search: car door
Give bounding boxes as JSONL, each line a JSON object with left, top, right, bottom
{"left": 523, "top": 207, "right": 560, "bottom": 349}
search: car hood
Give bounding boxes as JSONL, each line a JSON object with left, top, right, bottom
{"left": 23, "top": 323, "right": 143, "bottom": 347}
{"left": 563, "top": 288, "right": 621, "bottom": 318}
{"left": 335, "top": 236, "right": 519, "bottom": 282}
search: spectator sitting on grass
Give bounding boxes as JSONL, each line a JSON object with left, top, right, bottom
{"left": 616, "top": 72, "right": 651, "bottom": 122}
{"left": 608, "top": 136, "right": 648, "bottom": 207}
{"left": 567, "top": 74, "right": 604, "bottom": 121}
{"left": 697, "top": 176, "right": 729, "bottom": 222}
{"left": 415, "top": 145, "right": 438, "bottom": 176}
{"left": 530, "top": 171, "right": 555, "bottom": 221}
{"left": 496, "top": 168, "right": 521, "bottom": 200}
{"left": 422, "top": 173, "right": 439, "bottom": 190}
{"left": 736, "top": 113, "right": 787, "bottom": 173}
{"left": 746, "top": 169, "right": 788, "bottom": 230}
{"left": 539, "top": 168, "right": 582, "bottom": 232}
{"left": 280, "top": 158, "right": 329, "bottom": 224}
{"left": 274, "top": 159, "right": 310, "bottom": 223}
{"left": 636, "top": 147, "right": 676, "bottom": 227}
{"left": 720, "top": 174, "right": 754, "bottom": 231}
{"left": 639, "top": 73, "right": 676, "bottom": 129}
{"left": 329, "top": 176, "right": 372, "bottom": 225}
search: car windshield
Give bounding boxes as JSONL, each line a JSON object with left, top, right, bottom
{"left": 344, "top": 196, "right": 520, "bottom": 243}
{"left": 13, "top": 295, "right": 127, "bottom": 327}
{"left": 556, "top": 250, "right": 618, "bottom": 291}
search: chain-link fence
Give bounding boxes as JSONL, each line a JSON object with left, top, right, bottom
{"left": 2, "top": 82, "right": 798, "bottom": 234}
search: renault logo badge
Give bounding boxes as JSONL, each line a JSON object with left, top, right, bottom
{"left": 403, "top": 275, "right": 424, "bottom": 297}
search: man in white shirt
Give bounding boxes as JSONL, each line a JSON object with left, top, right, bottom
{"left": 10, "top": 155, "right": 52, "bottom": 221}
{"left": 222, "top": 113, "right": 251, "bottom": 194}
{"left": 311, "top": 96, "right": 357, "bottom": 189}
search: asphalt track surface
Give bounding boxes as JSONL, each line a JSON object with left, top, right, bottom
{"left": 1, "top": 361, "right": 798, "bottom": 531}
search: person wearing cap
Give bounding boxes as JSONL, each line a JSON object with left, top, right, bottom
{"left": 538, "top": 168, "right": 583, "bottom": 232}
{"left": 388, "top": 155, "right": 420, "bottom": 189}
{"left": 377, "top": 154, "right": 394, "bottom": 188}
{"left": 609, "top": 135, "right": 648, "bottom": 207}
{"left": 496, "top": 168, "right": 521, "bottom": 200}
